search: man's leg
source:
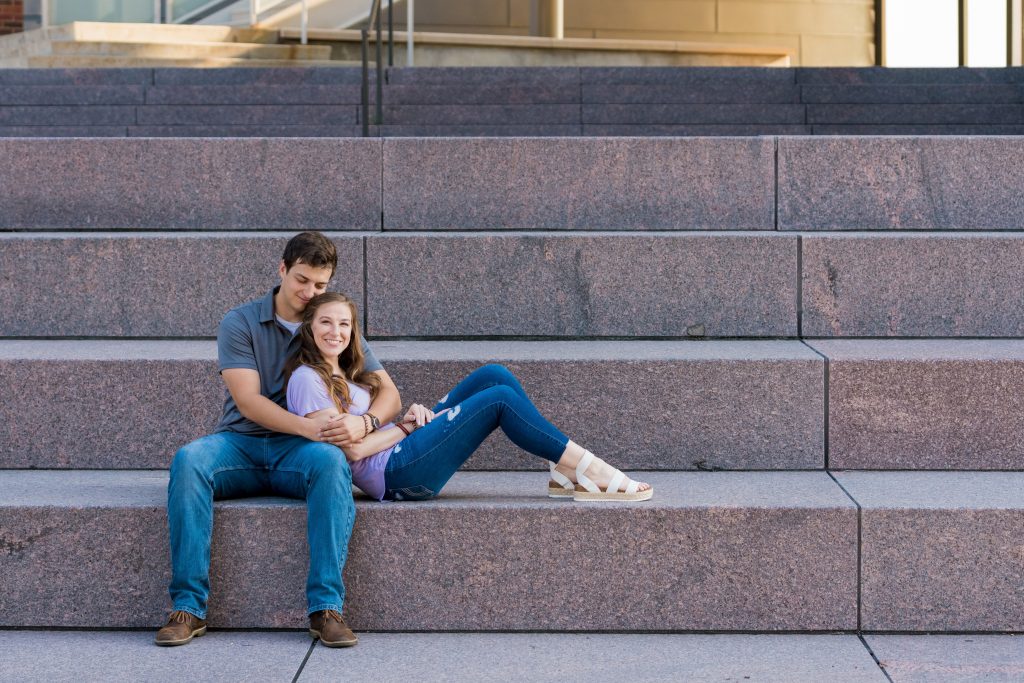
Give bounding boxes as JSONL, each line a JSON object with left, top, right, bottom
{"left": 266, "top": 436, "right": 355, "bottom": 617}
{"left": 166, "top": 432, "right": 266, "bottom": 620}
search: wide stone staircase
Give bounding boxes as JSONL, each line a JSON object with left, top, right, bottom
{"left": 2, "top": 129, "right": 1023, "bottom": 646}
{"left": 2, "top": 65, "right": 1024, "bottom": 137}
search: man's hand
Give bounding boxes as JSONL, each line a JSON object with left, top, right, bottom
{"left": 321, "top": 413, "right": 368, "bottom": 447}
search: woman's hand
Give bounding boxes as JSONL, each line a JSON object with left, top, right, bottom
{"left": 303, "top": 409, "right": 342, "bottom": 442}
{"left": 402, "top": 403, "right": 436, "bottom": 429}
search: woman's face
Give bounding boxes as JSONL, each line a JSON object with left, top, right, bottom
{"left": 311, "top": 301, "right": 353, "bottom": 361}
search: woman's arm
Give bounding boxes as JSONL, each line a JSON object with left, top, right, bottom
{"left": 341, "top": 425, "right": 407, "bottom": 461}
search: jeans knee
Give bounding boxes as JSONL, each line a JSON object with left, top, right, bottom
{"left": 170, "top": 442, "right": 207, "bottom": 481}
{"left": 484, "top": 384, "right": 518, "bottom": 405}
{"left": 479, "top": 363, "right": 517, "bottom": 386}
{"left": 306, "top": 445, "right": 352, "bottom": 485}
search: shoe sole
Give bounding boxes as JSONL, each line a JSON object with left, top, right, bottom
{"left": 547, "top": 482, "right": 574, "bottom": 499}
{"left": 309, "top": 628, "right": 358, "bottom": 648}
{"left": 154, "top": 625, "right": 207, "bottom": 647}
{"left": 573, "top": 486, "right": 654, "bottom": 502}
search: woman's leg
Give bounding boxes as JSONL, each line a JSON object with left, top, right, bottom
{"left": 431, "top": 364, "right": 528, "bottom": 413}
{"left": 385, "top": 384, "right": 569, "bottom": 500}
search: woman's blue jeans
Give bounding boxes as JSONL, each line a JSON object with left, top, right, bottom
{"left": 384, "top": 364, "right": 570, "bottom": 500}
{"left": 167, "top": 433, "right": 355, "bottom": 619}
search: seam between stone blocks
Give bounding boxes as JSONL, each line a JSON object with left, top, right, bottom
{"left": 858, "top": 634, "right": 895, "bottom": 683}
{"left": 291, "top": 639, "right": 317, "bottom": 683}
{"left": 826, "top": 470, "right": 862, "bottom": 634}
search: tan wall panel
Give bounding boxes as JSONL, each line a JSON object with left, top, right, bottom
{"left": 719, "top": 1, "right": 872, "bottom": 35}
{"left": 396, "top": 0, "right": 511, "bottom": 27}
{"left": 801, "top": 33, "right": 873, "bottom": 66}
{"left": 568, "top": 1, "right": 717, "bottom": 32}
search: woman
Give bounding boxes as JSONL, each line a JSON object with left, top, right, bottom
{"left": 285, "top": 292, "right": 652, "bottom": 503}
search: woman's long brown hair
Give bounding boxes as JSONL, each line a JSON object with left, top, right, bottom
{"left": 285, "top": 292, "right": 380, "bottom": 412}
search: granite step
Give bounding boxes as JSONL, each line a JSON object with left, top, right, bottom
{"left": 0, "top": 470, "right": 858, "bottom": 630}
{"left": 46, "top": 40, "right": 333, "bottom": 62}
{"left": 6, "top": 136, "right": 1024, "bottom": 232}
{"left": 0, "top": 339, "right": 824, "bottom": 471}
{"left": 0, "top": 231, "right": 797, "bottom": 338}
{"left": 0, "top": 136, "right": 776, "bottom": 231}
{"left": 6, "top": 230, "right": 1024, "bottom": 338}
{"left": 5, "top": 339, "right": 1023, "bottom": 472}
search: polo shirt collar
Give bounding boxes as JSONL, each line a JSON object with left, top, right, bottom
{"left": 259, "top": 287, "right": 279, "bottom": 324}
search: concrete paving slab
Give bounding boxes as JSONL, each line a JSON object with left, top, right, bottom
{"left": 0, "top": 138, "right": 382, "bottom": 230}
{"left": 808, "top": 340, "right": 1024, "bottom": 469}
{"left": 382, "top": 137, "right": 775, "bottom": 230}
{"left": 866, "top": 635, "right": 1024, "bottom": 682}
{"left": 0, "top": 630, "right": 310, "bottom": 683}
{"left": 0, "top": 339, "right": 824, "bottom": 470}
{"left": 0, "top": 470, "right": 857, "bottom": 630}
{"left": 835, "top": 472, "right": 1024, "bottom": 631}
{"left": 303, "top": 633, "right": 885, "bottom": 682}
{"left": 0, "top": 233, "right": 365, "bottom": 337}
{"left": 779, "top": 138, "right": 1024, "bottom": 230}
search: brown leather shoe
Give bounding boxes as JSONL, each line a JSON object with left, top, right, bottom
{"left": 154, "top": 610, "right": 207, "bottom": 647}
{"left": 309, "top": 610, "right": 358, "bottom": 647}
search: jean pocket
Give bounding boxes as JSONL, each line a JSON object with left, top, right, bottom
{"left": 390, "top": 484, "right": 435, "bottom": 501}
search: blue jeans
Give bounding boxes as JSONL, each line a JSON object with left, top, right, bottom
{"left": 384, "top": 364, "right": 570, "bottom": 500}
{"left": 167, "top": 432, "right": 355, "bottom": 618}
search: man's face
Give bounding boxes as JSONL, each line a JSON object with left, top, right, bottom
{"left": 278, "top": 261, "right": 333, "bottom": 317}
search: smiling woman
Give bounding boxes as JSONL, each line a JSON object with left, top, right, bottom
{"left": 285, "top": 292, "right": 654, "bottom": 504}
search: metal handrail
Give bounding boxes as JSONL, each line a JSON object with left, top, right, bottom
{"left": 361, "top": 0, "right": 394, "bottom": 137}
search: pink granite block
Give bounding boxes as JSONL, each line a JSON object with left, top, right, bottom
{"left": 809, "top": 340, "right": 1024, "bottom": 470}
{"left": 0, "top": 138, "right": 381, "bottom": 230}
{"left": 375, "top": 340, "right": 824, "bottom": 470}
{"left": 0, "top": 340, "right": 822, "bottom": 471}
{"left": 0, "top": 85, "right": 145, "bottom": 105}
{"left": 801, "top": 233, "right": 1024, "bottom": 337}
{"left": 136, "top": 104, "right": 358, "bottom": 125}
{"left": 0, "top": 470, "right": 858, "bottom": 630}
{"left": 0, "top": 233, "right": 364, "bottom": 336}
{"left": 381, "top": 104, "right": 579, "bottom": 125}
{"left": 144, "top": 85, "right": 362, "bottom": 105}
{"left": 382, "top": 138, "right": 775, "bottom": 230}
{"left": 366, "top": 233, "right": 797, "bottom": 337}
{"left": 835, "top": 472, "right": 1024, "bottom": 632}
{"left": 385, "top": 83, "right": 578, "bottom": 104}
{"left": 779, "top": 137, "right": 1024, "bottom": 230}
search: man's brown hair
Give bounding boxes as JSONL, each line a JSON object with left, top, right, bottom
{"left": 282, "top": 231, "right": 337, "bottom": 276}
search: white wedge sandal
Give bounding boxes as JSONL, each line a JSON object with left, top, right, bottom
{"left": 547, "top": 462, "right": 575, "bottom": 498}
{"left": 572, "top": 450, "right": 653, "bottom": 502}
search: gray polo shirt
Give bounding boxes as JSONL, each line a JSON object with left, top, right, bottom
{"left": 215, "top": 287, "right": 382, "bottom": 436}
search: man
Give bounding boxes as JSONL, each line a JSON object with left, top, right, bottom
{"left": 155, "top": 231, "right": 400, "bottom": 647}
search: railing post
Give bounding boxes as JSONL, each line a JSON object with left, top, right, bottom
{"left": 250, "top": 0, "right": 258, "bottom": 27}
{"left": 362, "top": 28, "right": 370, "bottom": 137}
{"left": 154, "top": 0, "right": 161, "bottom": 23}
{"left": 300, "top": 0, "right": 308, "bottom": 44}
{"left": 388, "top": 0, "right": 394, "bottom": 67}
{"left": 548, "top": 0, "right": 563, "bottom": 39}
{"left": 407, "top": 0, "right": 414, "bottom": 66}
{"left": 376, "top": 0, "right": 383, "bottom": 126}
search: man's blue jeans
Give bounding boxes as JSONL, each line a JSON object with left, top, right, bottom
{"left": 384, "top": 364, "right": 570, "bottom": 500}
{"left": 167, "top": 432, "right": 355, "bottom": 619}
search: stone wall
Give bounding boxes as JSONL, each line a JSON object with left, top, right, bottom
{"left": 391, "top": 0, "right": 876, "bottom": 66}
{"left": 0, "top": 0, "right": 22, "bottom": 36}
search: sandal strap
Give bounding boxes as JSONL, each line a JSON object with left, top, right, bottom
{"left": 575, "top": 451, "right": 599, "bottom": 493}
{"left": 549, "top": 462, "right": 573, "bottom": 490}
{"left": 625, "top": 479, "right": 639, "bottom": 495}
{"left": 606, "top": 470, "right": 625, "bottom": 494}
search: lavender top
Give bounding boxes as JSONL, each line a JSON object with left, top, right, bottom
{"left": 286, "top": 364, "right": 394, "bottom": 501}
